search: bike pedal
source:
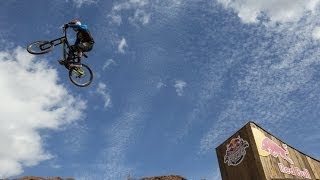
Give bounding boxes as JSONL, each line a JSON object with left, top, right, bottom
{"left": 58, "top": 60, "right": 66, "bottom": 65}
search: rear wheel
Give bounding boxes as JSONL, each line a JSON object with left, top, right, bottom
{"left": 69, "top": 63, "right": 93, "bottom": 87}
{"left": 27, "top": 41, "right": 54, "bottom": 55}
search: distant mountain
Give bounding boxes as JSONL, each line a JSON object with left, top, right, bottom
{"left": 138, "top": 175, "right": 187, "bottom": 180}
{"left": 17, "top": 177, "right": 75, "bottom": 180}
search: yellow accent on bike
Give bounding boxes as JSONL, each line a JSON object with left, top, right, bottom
{"left": 72, "top": 68, "right": 85, "bottom": 76}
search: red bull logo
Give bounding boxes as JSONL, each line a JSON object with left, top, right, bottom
{"left": 278, "top": 163, "right": 311, "bottom": 179}
{"left": 252, "top": 127, "right": 313, "bottom": 179}
{"left": 224, "top": 135, "right": 249, "bottom": 166}
{"left": 261, "top": 137, "right": 294, "bottom": 164}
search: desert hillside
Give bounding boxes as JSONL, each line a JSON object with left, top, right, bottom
{"left": 17, "top": 177, "right": 75, "bottom": 180}
{"left": 139, "top": 175, "right": 187, "bottom": 180}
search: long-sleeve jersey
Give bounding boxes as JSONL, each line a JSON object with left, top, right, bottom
{"left": 68, "top": 24, "right": 95, "bottom": 44}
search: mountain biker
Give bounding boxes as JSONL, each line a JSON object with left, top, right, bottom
{"left": 59, "top": 20, "right": 95, "bottom": 68}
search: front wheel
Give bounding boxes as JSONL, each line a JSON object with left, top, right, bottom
{"left": 27, "top": 40, "right": 54, "bottom": 55}
{"left": 69, "top": 64, "right": 93, "bottom": 87}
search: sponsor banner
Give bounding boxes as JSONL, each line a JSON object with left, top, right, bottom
{"left": 278, "top": 163, "right": 311, "bottom": 179}
{"left": 224, "top": 135, "right": 249, "bottom": 166}
{"left": 252, "top": 127, "right": 312, "bottom": 179}
{"left": 261, "top": 136, "right": 293, "bottom": 164}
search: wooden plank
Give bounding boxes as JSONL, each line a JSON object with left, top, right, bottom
{"left": 247, "top": 123, "right": 268, "bottom": 180}
{"left": 306, "top": 156, "right": 320, "bottom": 179}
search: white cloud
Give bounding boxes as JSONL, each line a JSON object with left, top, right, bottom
{"left": 76, "top": 108, "right": 144, "bottom": 180}
{"left": 113, "top": 0, "right": 148, "bottom": 11}
{"left": 100, "top": 109, "right": 144, "bottom": 180}
{"left": 110, "top": 0, "right": 150, "bottom": 26}
{"left": 96, "top": 82, "right": 112, "bottom": 109}
{"left": 68, "top": 0, "right": 99, "bottom": 8}
{"left": 110, "top": 15, "right": 122, "bottom": 26}
{"left": 50, "top": 163, "right": 62, "bottom": 169}
{"left": 62, "top": 121, "right": 89, "bottom": 153}
{"left": 174, "top": 80, "right": 187, "bottom": 96}
{"left": 0, "top": 47, "right": 86, "bottom": 178}
{"left": 213, "top": 174, "right": 222, "bottom": 180}
{"left": 217, "top": 0, "right": 320, "bottom": 24}
{"left": 156, "top": 81, "right": 165, "bottom": 89}
{"left": 109, "top": 0, "right": 183, "bottom": 26}
{"left": 102, "top": 59, "right": 116, "bottom": 71}
{"left": 129, "top": 9, "right": 150, "bottom": 25}
{"left": 75, "top": 76, "right": 157, "bottom": 179}
{"left": 312, "top": 26, "right": 320, "bottom": 40}
{"left": 198, "top": 8, "right": 320, "bottom": 154}
{"left": 172, "top": 62, "right": 227, "bottom": 144}
{"left": 118, "top": 38, "right": 128, "bottom": 53}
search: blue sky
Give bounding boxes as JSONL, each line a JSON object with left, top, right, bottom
{"left": 0, "top": 0, "right": 320, "bottom": 179}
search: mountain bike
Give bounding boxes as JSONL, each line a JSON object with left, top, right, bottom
{"left": 26, "top": 27, "right": 93, "bottom": 87}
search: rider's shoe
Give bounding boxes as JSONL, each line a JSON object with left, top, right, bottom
{"left": 72, "top": 67, "right": 85, "bottom": 76}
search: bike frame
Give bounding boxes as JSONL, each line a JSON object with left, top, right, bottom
{"left": 39, "top": 28, "right": 83, "bottom": 62}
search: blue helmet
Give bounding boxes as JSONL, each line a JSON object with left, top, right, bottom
{"left": 70, "top": 20, "right": 81, "bottom": 31}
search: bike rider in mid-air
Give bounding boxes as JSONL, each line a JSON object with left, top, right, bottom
{"left": 59, "top": 19, "right": 95, "bottom": 68}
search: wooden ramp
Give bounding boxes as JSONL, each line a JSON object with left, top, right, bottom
{"left": 216, "top": 121, "right": 320, "bottom": 180}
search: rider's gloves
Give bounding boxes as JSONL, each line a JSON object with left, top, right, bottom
{"left": 64, "top": 24, "right": 69, "bottom": 28}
